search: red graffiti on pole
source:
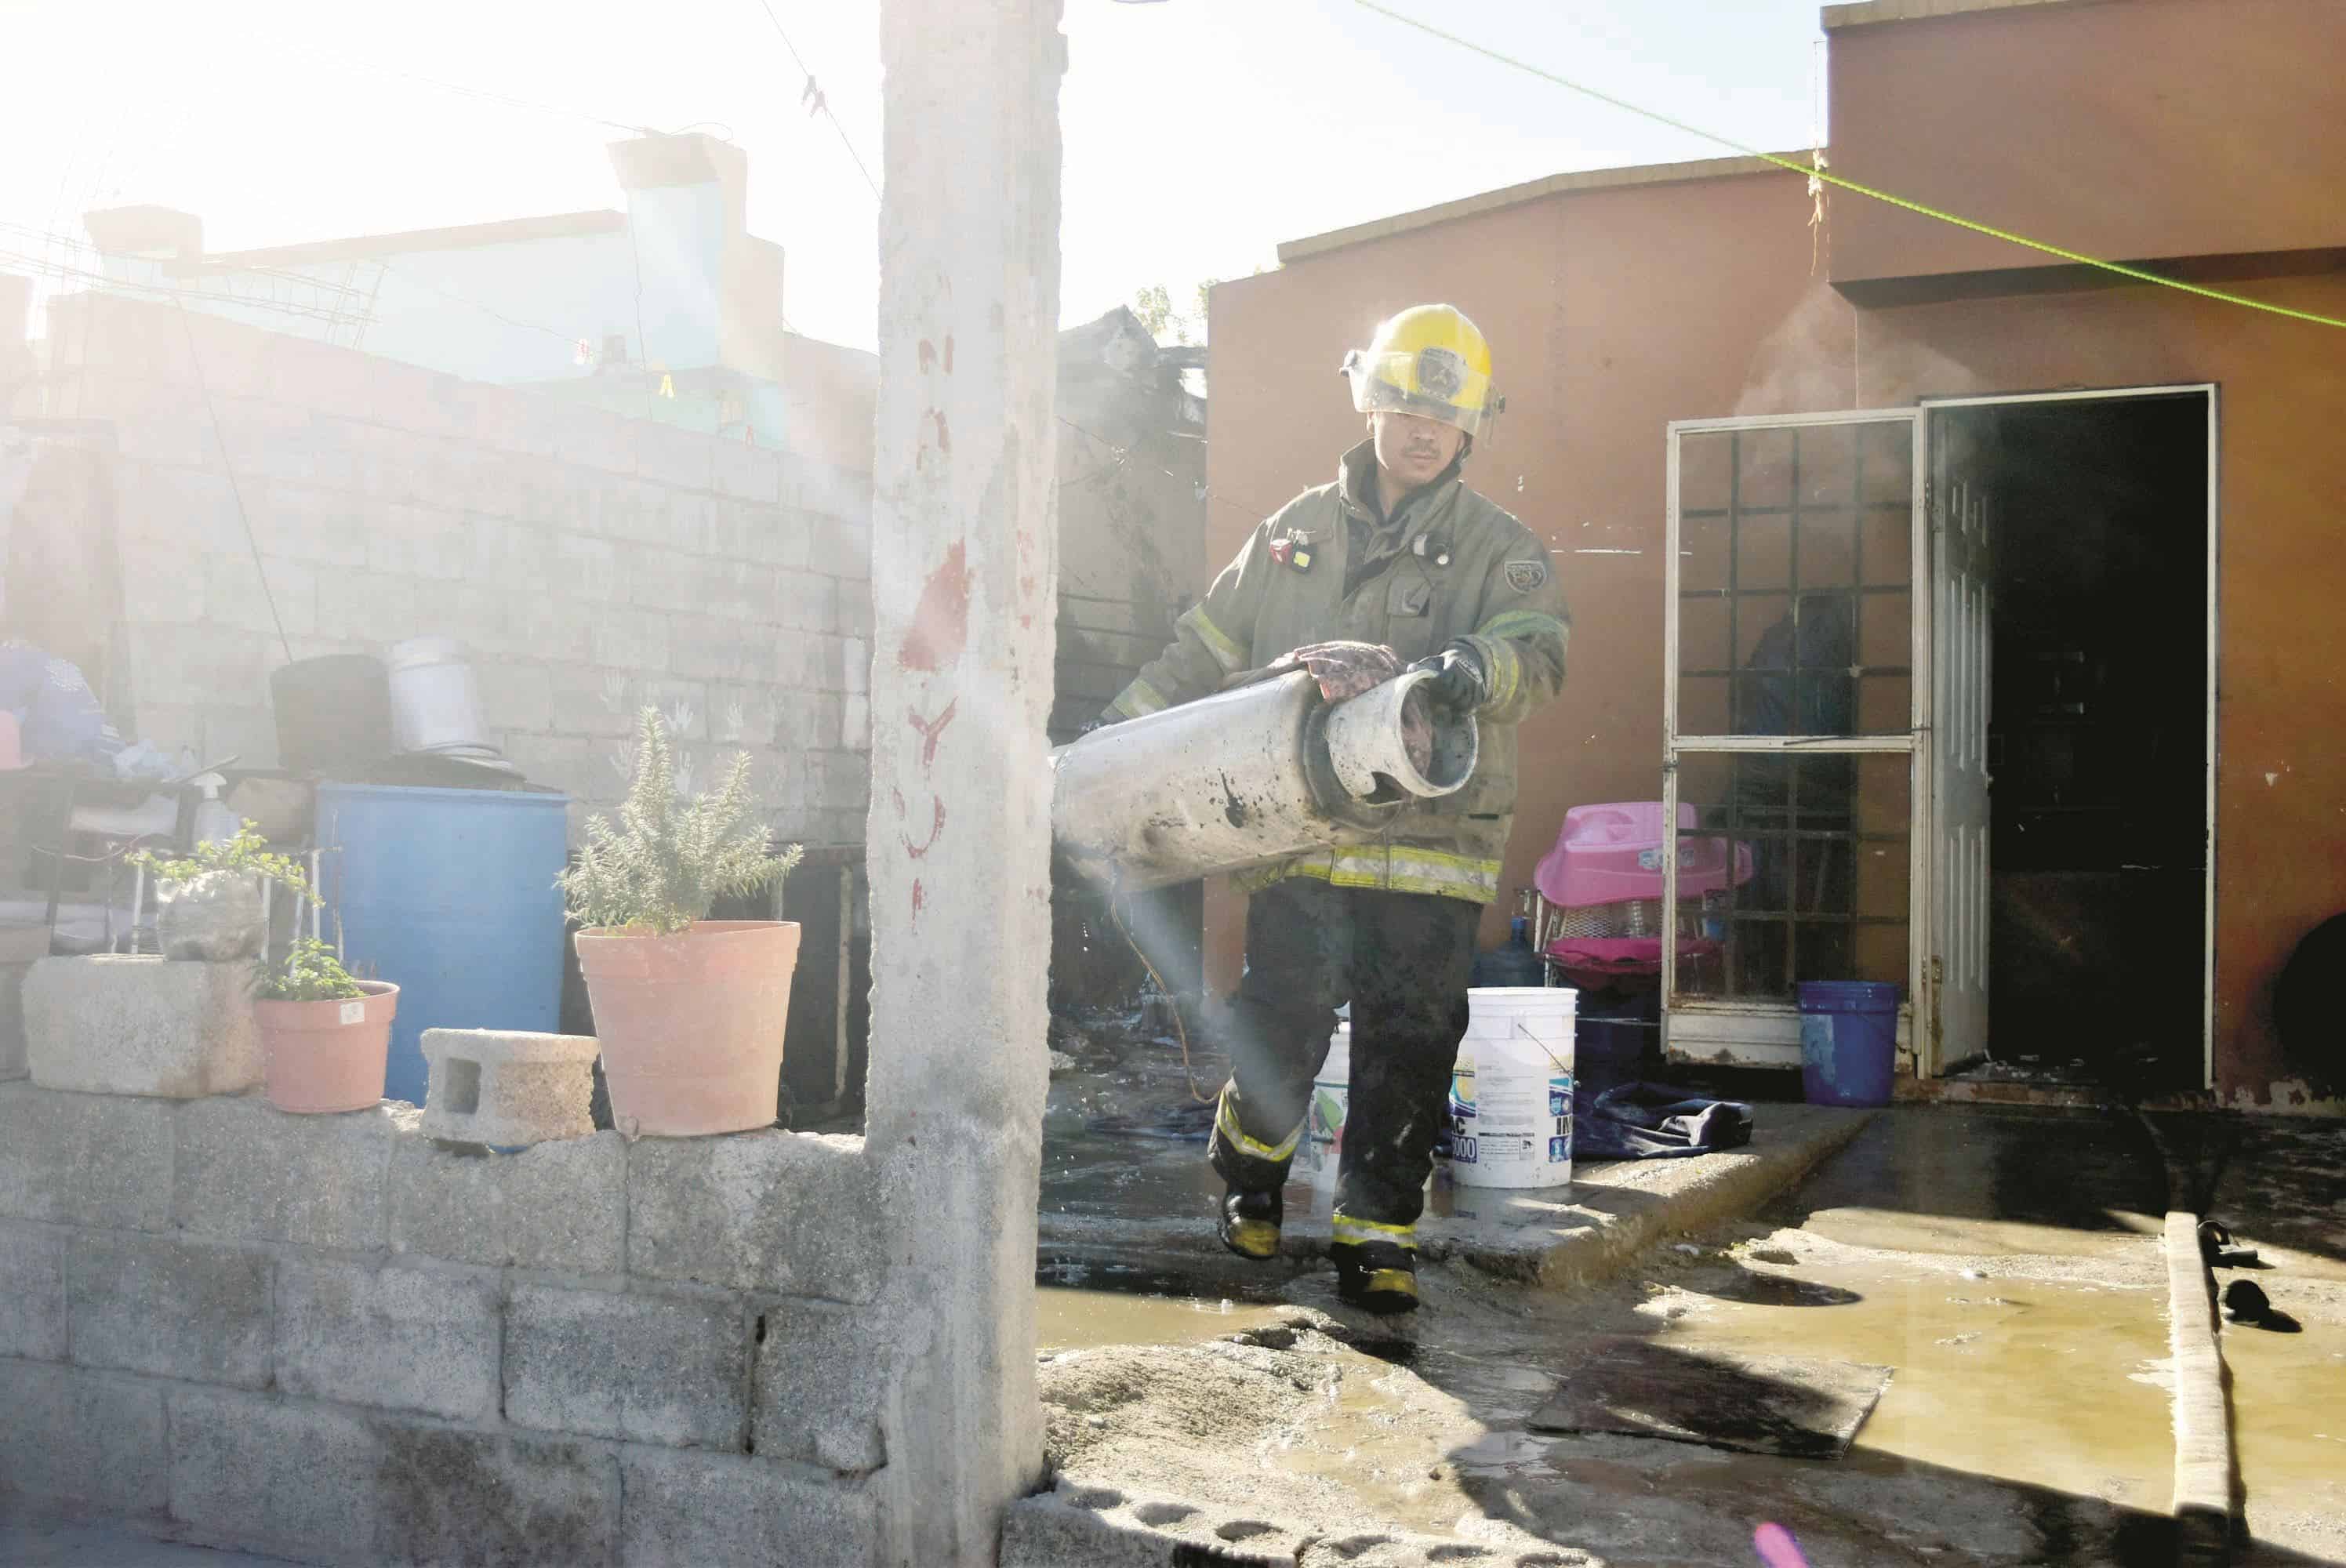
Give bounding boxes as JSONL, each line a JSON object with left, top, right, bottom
{"left": 899, "top": 542, "right": 969, "bottom": 673}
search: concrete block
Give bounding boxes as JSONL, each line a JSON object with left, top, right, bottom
{"left": 388, "top": 1126, "right": 626, "bottom": 1272}
{"left": 0, "top": 924, "right": 44, "bottom": 1080}
{"left": 0, "top": 1081, "right": 175, "bottom": 1229}
{"left": 619, "top": 1447, "right": 877, "bottom": 1568}
{"left": 68, "top": 1229, "right": 273, "bottom": 1388}
{"left": 505, "top": 1283, "right": 746, "bottom": 1450}
{"left": 711, "top": 439, "right": 783, "bottom": 503}
{"left": 420, "top": 1028, "right": 598, "bottom": 1147}
{"left": 471, "top": 656, "right": 557, "bottom": 736}
{"left": 590, "top": 605, "right": 670, "bottom": 672}
{"left": 0, "top": 1218, "right": 68, "bottom": 1359}
{"left": 373, "top": 502, "right": 481, "bottom": 581}
{"left": 709, "top": 498, "right": 808, "bottom": 569}
{"left": 626, "top": 1130, "right": 883, "bottom": 1303}
{"left": 169, "top": 1386, "right": 378, "bottom": 1563}
{"left": 315, "top": 566, "right": 422, "bottom": 647}
{"left": 551, "top": 664, "right": 643, "bottom": 739}
{"left": 556, "top": 532, "right": 620, "bottom": 602}
{"left": 275, "top": 1256, "right": 501, "bottom": 1421}
{"left": 174, "top": 1092, "right": 395, "bottom": 1249}
{"left": 670, "top": 615, "right": 778, "bottom": 684}
{"left": 207, "top": 550, "right": 318, "bottom": 637}
{"left": 0, "top": 1361, "right": 168, "bottom": 1518}
{"left": 24, "top": 955, "right": 262, "bottom": 1098}
{"left": 750, "top": 1298, "right": 886, "bottom": 1474}
{"left": 372, "top": 1423, "right": 619, "bottom": 1568}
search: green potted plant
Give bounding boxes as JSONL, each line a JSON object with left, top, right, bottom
{"left": 131, "top": 821, "right": 285, "bottom": 960}
{"left": 137, "top": 824, "right": 398, "bottom": 1113}
{"left": 561, "top": 709, "right": 802, "bottom": 1137}
{"left": 251, "top": 933, "right": 398, "bottom": 1114}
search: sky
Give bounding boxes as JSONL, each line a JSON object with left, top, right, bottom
{"left": 0, "top": 0, "right": 1827, "bottom": 351}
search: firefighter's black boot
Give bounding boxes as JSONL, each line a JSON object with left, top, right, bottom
{"left": 1331, "top": 1240, "right": 1418, "bottom": 1313}
{"left": 1331, "top": 1213, "right": 1420, "bottom": 1314}
{"left": 1218, "top": 1186, "right": 1283, "bottom": 1261}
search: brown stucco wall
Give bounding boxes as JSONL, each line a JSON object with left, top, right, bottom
{"left": 1828, "top": 0, "right": 2346, "bottom": 285}
{"left": 1207, "top": 157, "right": 2346, "bottom": 1106}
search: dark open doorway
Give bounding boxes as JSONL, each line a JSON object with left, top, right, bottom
{"left": 1936, "top": 393, "right": 2211, "bottom": 1094}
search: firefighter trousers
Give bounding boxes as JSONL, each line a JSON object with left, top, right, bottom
{"left": 1208, "top": 877, "right": 1481, "bottom": 1229}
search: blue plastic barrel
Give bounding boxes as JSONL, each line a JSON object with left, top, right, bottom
{"left": 1795, "top": 981, "right": 1900, "bottom": 1108}
{"left": 315, "top": 785, "right": 570, "bottom": 1108}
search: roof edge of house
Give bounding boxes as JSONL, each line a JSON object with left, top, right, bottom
{"left": 1821, "top": 0, "right": 2119, "bottom": 32}
{"left": 189, "top": 209, "right": 630, "bottom": 270}
{"left": 1274, "top": 151, "right": 1807, "bottom": 266}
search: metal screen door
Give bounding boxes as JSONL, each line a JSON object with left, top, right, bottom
{"left": 1661, "top": 410, "right": 1926, "bottom": 1068}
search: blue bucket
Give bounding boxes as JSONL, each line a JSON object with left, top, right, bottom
{"left": 1795, "top": 981, "right": 1900, "bottom": 1108}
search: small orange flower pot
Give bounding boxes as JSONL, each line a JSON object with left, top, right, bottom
{"left": 256, "top": 981, "right": 398, "bottom": 1114}
{"left": 575, "top": 920, "right": 800, "bottom": 1137}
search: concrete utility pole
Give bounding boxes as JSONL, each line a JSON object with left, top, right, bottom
{"left": 866, "top": 2, "right": 1064, "bottom": 1563}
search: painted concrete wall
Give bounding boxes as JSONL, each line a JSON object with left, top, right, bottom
{"left": 1828, "top": 0, "right": 2346, "bottom": 286}
{"left": 1207, "top": 144, "right": 2346, "bottom": 1105}
{"left": 45, "top": 292, "right": 874, "bottom": 848}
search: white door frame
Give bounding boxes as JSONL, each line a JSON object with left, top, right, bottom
{"left": 1919, "top": 383, "right": 2220, "bottom": 1087}
{"left": 1661, "top": 408, "right": 1928, "bottom": 1069}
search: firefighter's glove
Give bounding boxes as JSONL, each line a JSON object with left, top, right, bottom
{"left": 1410, "top": 641, "right": 1487, "bottom": 714}
{"left": 1268, "top": 641, "right": 1402, "bottom": 703}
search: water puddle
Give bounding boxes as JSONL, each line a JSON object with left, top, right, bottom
{"left": 1646, "top": 1254, "right": 2174, "bottom": 1510}
{"left": 1038, "top": 1287, "right": 1292, "bottom": 1352}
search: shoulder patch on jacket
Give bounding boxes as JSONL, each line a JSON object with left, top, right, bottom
{"left": 1504, "top": 557, "right": 1549, "bottom": 593}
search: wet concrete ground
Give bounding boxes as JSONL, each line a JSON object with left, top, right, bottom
{"left": 1036, "top": 1105, "right": 2346, "bottom": 1566}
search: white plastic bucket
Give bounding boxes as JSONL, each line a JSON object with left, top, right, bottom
{"left": 387, "top": 637, "right": 492, "bottom": 755}
{"left": 1444, "top": 986, "right": 1576, "bottom": 1189}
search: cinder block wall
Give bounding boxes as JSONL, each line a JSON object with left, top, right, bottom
{"left": 45, "top": 293, "right": 873, "bottom": 847}
{"left": 0, "top": 1081, "right": 888, "bottom": 1565}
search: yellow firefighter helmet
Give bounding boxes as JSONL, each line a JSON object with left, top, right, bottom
{"left": 1341, "top": 303, "right": 1502, "bottom": 442}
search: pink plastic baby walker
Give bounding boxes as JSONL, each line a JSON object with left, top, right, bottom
{"left": 1530, "top": 802, "right": 1752, "bottom": 992}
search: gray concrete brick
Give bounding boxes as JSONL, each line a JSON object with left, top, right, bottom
{"left": 0, "top": 1218, "right": 67, "bottom": 1359}
{"left": 389, "top": 1127, "right": 626, "bottom": 1273}
{"left": 249, "top": 479, "right": 371, "bottom": 568}
{"left": 712, "top": 440, "right": 783, "bottom": 503}
{"left": 473, "top": 656, "right": 556, "bottom": 735}
{"left": 125, "top": 622, "right": 269, "bottom": 709}
{"left": 0, "top": 943, "right": 36, "bottom": 1082}
{"left": 24, "top": 956, "right": 263, "bottom": 1098}
{"left": 750, "top": 1298, "right": 886, "bottom": 1474}
{"left": 315, "top": 566, "right": 423, "bottom": 647}
{"left": 372, "top": 1423, "right": 619, "bottom": 1568}
{"left": 0, "top": 1361, "right": 168, "bottom": 1518}
{"left": 68, "top": 1229, "right": 272, "bottom": 1388}
{"left": 670, "top": 616, "right": 778, "bottom": 684}
{"left": 0, "top": 1082, "right": 174, "bottom": 1229}
{"left": 363, "top": 503, "right": 478, "bottom": 583}
{"left": 619, "top": 1447, "right": 877, "bottom": 1568}
{"left": 174, "top": 1093, "right": 394, "bottom": 1249}
{"left": 168, "top": 1387, "right": 377, "bottom": 1563}
{"left": 274, "top": 1256, "right": 500, "bottom": 1421}
{"left": 709, "top": 498, "right": 809, "bottom": 569}
{"left": 589, "top": 605, "right": 670, "bottom": 673}
{"left": 773, "top": 569, "right": 835, "bottom": 633}
{"left": 634, "top": 423, "right": 716, "bottom": 494}
{"left": 556, "top": 532, "right": 619, "bottom": 602}
{"left": 591, "top": 477, "right": 703, "bottom": 548}
{"left": 505, "top": 1283, "right": 746, "bottom": 1450}
{"left": 625, "top": 1130, "right": 882, "bottom": 1303}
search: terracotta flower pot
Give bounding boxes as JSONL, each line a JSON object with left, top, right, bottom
{"left": 575, "top": 920, "right": 801, "bottom": 1137}
{"left": 257, "top": 981, "right": 398, "bottom": 1114}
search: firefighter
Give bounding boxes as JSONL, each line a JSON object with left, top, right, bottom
{"left": 1099, "top": 304, "right": 1571, "bottom": 1312}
